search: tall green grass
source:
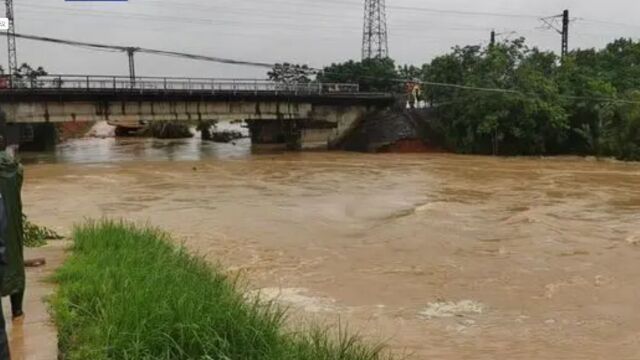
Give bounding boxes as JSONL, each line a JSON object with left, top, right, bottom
{"left": 50, "top": 220, "right": 390, "bottom": 360}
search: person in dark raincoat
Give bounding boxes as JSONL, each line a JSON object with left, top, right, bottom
{"left": 0, "top": 134, "right": 17, "bottom": 359}
{"left": 0, "top": 149, "right": 24, "bottom": 322}
{"left": 0, "top": 187, "right": 11, "bottom": 360}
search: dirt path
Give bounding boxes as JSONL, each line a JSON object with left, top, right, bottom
{"left": 4, "top": 241, "right": 69, "bottom": 360}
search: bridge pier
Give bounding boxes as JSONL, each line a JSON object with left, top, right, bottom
{"left": 246, "top": 120, "right": 300, "bottom": 150}
{"left": 246, "top": 118, "right": 342, "bottom": 150}
{"left": 16, "top": 123, "right": 57, "bottom": 151}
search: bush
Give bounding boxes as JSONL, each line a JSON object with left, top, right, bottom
{"left": 23, "top": 215, "right": 62, "bottom": 248}
{"left": 144, "top": 121, "right": 193, "bottom": 139}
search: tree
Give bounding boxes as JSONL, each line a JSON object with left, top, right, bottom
{"left": 317, "top": 58, "right": 399, "bottom": 92}
{"left": 13, "top": 63, "right": 47, "bottom": 88}
{"left": 308, "top": 36, "right": 640, "bottom": 160}
{"left": 397, "top": 65, "right": 423, "bottom": 81}
{"left": 267, "top": 63, "right": 314, "bottom": 84}
{"left": 424, "top": 38, "right": 568, "bottom": 155}
{"left": 607, "top": 91, "right": 640, "bottom": 160}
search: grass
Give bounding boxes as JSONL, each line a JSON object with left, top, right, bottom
{"left": 50, "top": 220, "right": 390, "bottom": 360}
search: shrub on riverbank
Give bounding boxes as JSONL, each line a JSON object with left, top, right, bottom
{"left": 50, "top": 220, "right": 389, "bottom": 360}
{"left": 143, "top": 121, "right": 193, "bottom": 139}
{"left": 23, "top": 215, "right": 63, "bottom": 248}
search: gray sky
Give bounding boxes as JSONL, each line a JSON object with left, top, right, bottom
{"left": 2, "top": 0, "right": 640, "bottom": 78}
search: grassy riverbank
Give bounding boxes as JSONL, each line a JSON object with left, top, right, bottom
{"left": 50, "top": 220, "right": 388, "bottom": 360}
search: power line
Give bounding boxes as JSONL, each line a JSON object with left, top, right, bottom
{"left": 0, "top": 32, "right": 277, "bottom": 80}
{"left": 411, "top": 79, "right": 640, "bottom": 105}
{"left": 17, "top": 2, "right": 639, "bottom": 46}
{"left": 580, "top": 18, "right": 640, "bottom": 30}
{"left": 16, "top": 1, "right": 542, "bottom": 27}
{"left": 67, "top": 0, "right": 543, "bottom": 20}
{"left": 15, "top": 4, "right": 508, "bottom": 46}
{"left": 14, "top": 3, "right": 487, "bottom": 36}
{"left": 237, "top": 0, "right": 544, "bottom": 19}
{"left": 16, "top": 0, "right": 640, "bottom": 34}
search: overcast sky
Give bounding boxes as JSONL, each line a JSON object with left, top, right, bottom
{"left": 2, "top": 0, "right": 640, "bottom": 78}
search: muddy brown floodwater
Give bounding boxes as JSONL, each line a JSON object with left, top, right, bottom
{"left": 19, "top": 135, "right": 640, "bottom": 359}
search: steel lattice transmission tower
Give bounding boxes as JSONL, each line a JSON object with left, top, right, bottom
{"left": 361, "top": 0, "right": 389, "bottom": 59}
{"left": 5, "top": 0, "right": 18, "bottom": 79}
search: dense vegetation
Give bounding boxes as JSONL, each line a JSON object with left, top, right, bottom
{"left": 23, "top": 214, "right": 63, "bottom": 247}
{"left": 143, "top": 121, "right": 193, "bottom": 139}
{"left": 0, "top": 63, "right": 48, "bottom": 88}
{"left": 50, "top": 220, "right": 389, "bottom": 360}
{"left": 315, "top": 37, "right": 640, "bottom": 160}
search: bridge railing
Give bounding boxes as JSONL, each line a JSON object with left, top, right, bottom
{"left": 1, "top": 75, "right": 360, "bottom": 94}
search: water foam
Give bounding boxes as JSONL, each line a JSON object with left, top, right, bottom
{"left": 419, "top": 300, "right": 484, "bottom": 319}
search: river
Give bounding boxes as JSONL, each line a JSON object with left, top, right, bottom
{"left": 19, "top": 132, "right": 640, "bottom": 359}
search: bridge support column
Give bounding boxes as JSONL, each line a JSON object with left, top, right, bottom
{"left": 246, "top": 118, "right": 344, "bottom": 150}
{"left": 246, "top": 119, "right": 306, "bottom": 150}
{"left": 197, "top": 120, "right": 216, "bottom": 141}
{"left": 19, "top": 123, "right": 57, "bottom": 151}
{"left": 247, "top": 120, "right": 286, "bottom": 148}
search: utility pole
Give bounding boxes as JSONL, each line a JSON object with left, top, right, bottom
{"left": 540, "top": 9, "right": 570, "bottom": 60}
{"left": 126, "top": 47, "right": 138, "bottom": 85}
{"left": 561, "top": 10, "right": 569, "bottom": 59}
{"left": 362, "top": 0, "right": 389, "bottom": 59}
{"left": 489, "top": 30, "right": 516, "bottom": 48}
{"left": 5, "top": 0, "right": 17, "bottom": 86}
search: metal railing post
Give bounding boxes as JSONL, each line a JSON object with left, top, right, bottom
{"left": 113, "top": 77, "right": 116, "bottom": 91}
{"left": 164, "top": 77, "right": 167, "bottom": 90}
{"left": 86, "top": 76, "right": 90, "bottom": 90}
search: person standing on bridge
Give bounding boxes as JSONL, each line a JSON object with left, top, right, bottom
{"left": 405, "top": 81, "right": 422, "bottom": 109}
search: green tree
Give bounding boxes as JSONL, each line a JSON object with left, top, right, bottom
{"left": 313, "top": 37, "right": 640, "bottom": 160}
{"left": 13, "top": 63, "right": 47, "bottom": 88}
{"left": 267, "top": 63, "right": 314, "bottom": 84}
{"left": 397, "top": 64, "right": 423, "bottom": 81}
{"left": 317, "top": 58, "right": 399, "bottom": 92}
{"left": 425, "top": 38, "right": 568, "bottom": 155}
{"left": 605, "top": 91, "right": 640, "bottom": 160}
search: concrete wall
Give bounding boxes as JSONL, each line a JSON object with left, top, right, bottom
{"left": 2, "top": 100, "right": 315, "bottom": 124}
{"left": 309, "top": 104, "right": 375, "bottom": 148}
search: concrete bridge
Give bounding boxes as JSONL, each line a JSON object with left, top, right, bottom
{"left": 0, "top": 75, "right": 395, "bottom": 149}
